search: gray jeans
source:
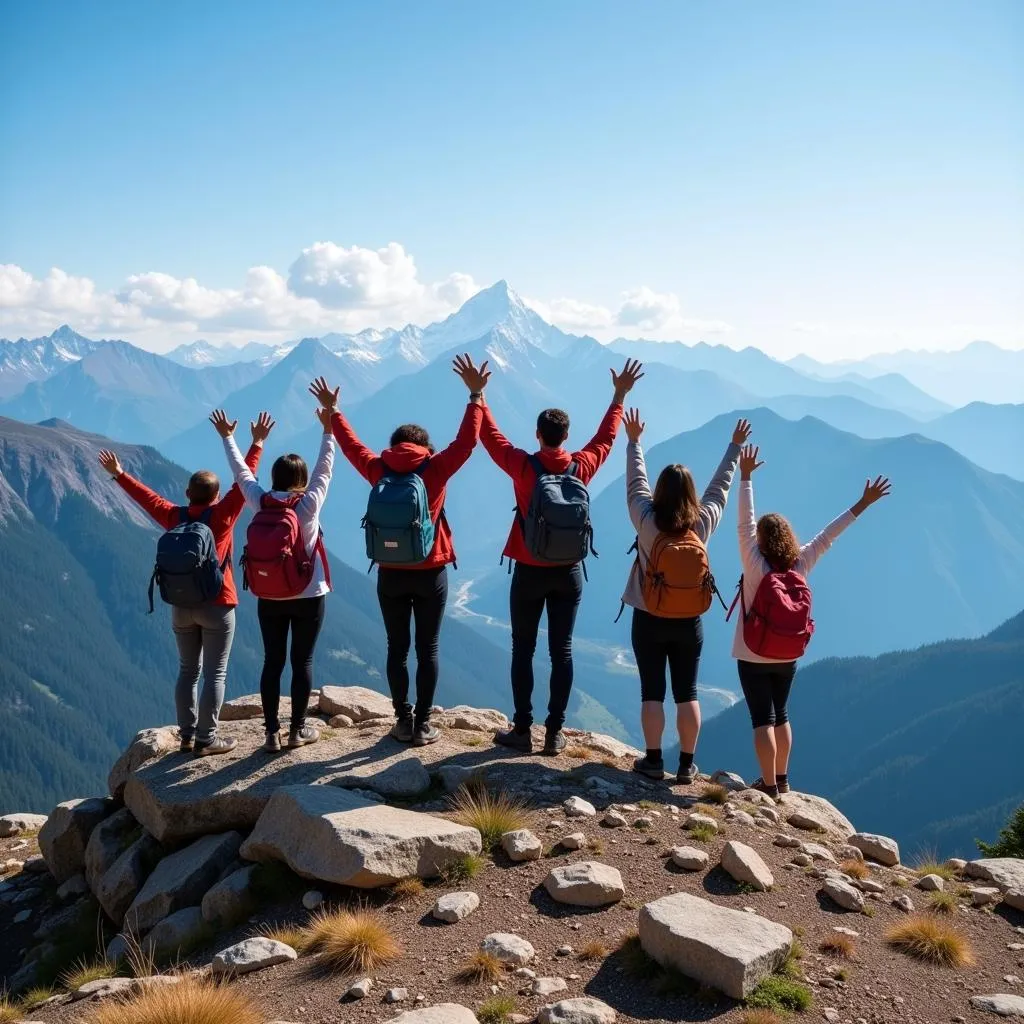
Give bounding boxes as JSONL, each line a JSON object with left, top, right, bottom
{"left": 171, "top": 604, "right": 236, "bottom": 744}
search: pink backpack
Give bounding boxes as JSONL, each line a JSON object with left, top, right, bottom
{"left": 241, "top": 494, "right": 330, "bottom": 599}
{"left": 728, "top": 570, "right": 814, "bottom": 660}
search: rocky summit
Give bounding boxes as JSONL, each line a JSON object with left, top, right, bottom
{"left": 1, "top": 691, "right": 1022, "bottom": 1024}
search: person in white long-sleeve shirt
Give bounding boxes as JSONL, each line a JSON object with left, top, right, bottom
{"left": 620, "top": 409, "right": 748, "bottom": 784}
{"left": 735, "top": 443, "right": 891, "bottom": 799}
{"left": 211, "top": 406, "right": 336, "bottom": 753}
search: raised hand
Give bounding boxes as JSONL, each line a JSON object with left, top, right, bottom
{"left": 624, "top": 407, "right": 645, "bottom": 443}
{"left": 315, "top": 405, "right": 333, "bottom": 432}
{"left": 98, "top": 449, "right": 123, "bottom": 478}
{"left": 852, "top": 475, "right": 892, "bottom": 516}
{"left": 452, "top": 353, "right": 491, "bottom": 394}
{"left": 732, "top": 418, "right": 753, "bottom": 446}
{"left": 250, "top": 411, "right": 276, "bottom": 444}
{"left": 739, "top": 444, "right": 764, "bottom": 480}
{"left": 209, "top": 409, "right": 237, "bottom": 438}
{"left": 611, "top": 358, "right": 644, "bottom": 402}
{"left": 309, "top": 376, "right": 340, "bottom": 412}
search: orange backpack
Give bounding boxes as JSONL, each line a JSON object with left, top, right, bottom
{"left": 639, "top": 531, "right": 724, "bottom": 618}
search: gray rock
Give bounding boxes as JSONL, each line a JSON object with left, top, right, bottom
{"left": 329, "top": 714, "right": 354, "bottom": 728}
{"left": 544, "top": 861, "right": 625, "bottom": 907}
{"left": 302, "top": 889, "right": 323, "bottom": 910}
{"left": 106, "top": 932, "right": 131, "bottom": 964}
{"left": 201, "top": 864, "right": 257, "bottom": 927}
{"left": 857, "top": 879, "right": 887, "bottom": 894}
{"left": 480, "top": 932, "right": 536, "bottom": 965}
{"left": 141, "top": 905, "right": 208, "bottom": 962}
{"left": 779, "top": 792, "right": 855, "bottom": 839}
{"left": 710, "top": 770, "right": 747, "bottom": 791}
{"left": 126, "top": 830, "right": 242, "bottom": 931}
{"left": 39, "top": 797, "right": 115, "bottom": 882}
{"left": 532, "top": 977, "right": 568, "bottom": 996}
{"left": 574, "top": 732, "right": 640, "bottom": 759}
{"left": 563, "top": 796, "right": 596, "bottom": 818}
{"left": 948, "top": 857, "right": 968, "bottom": 872}
{"left": 219, "top": 694, "right": 270, "bottom": 720}
{"left": 84, "top": 808, "right": 139, "bottom": 890}
{"left": 436, "top": 765, "right": 476, "bottom": 793}
{"left": 970, "top": 886, "right": 1002, "bottom": 907}
{"left": 847, "top": 832, "right": 900, "bottom": 867}
{"left": 720, "top": 841, "right": 774, "bottom": 891}
{"left": 385, "top": 1006, "right": 479, "bottom": 1024}
{"left": 436, "top": 706, "right": 509, "bottom": 732}
{"left": 561, "top": 833, "right": 587, "bottom": 851}
{"left": 799, "top": 842, "right": 836, "bottom": 863}
{"left": 318, "top": 685, "right": 393, "bottom": 721}
{"left": 970, "top": 994, "right": 1024, "bottom": 1017}
{"left": 346, "top": 977, "right": 373, "bottom": 999}
{"left": 385, "top": 988, "right": 409, "bottom": 1003}
{"left": 22, "top": 853, "right": 47, "bottom": 873}
{"left": 822, "top": 877, "right": 865, "bottom": 912}
{"left": 433, "top": 890, "right": 480, "bottom": 922}
{"left": 725, "top": 809, "right": 757, "bottom": 828}
{"left": 966, "top": 859, "right": 1024, "bottom": 912}
{"left": 639, "top": 891, "right": 792, "bottom": 999}
{"left": 684, "top": 812, "right": 719, "bottom": 833}
{"left": 56, "top": 873, "right": 90, "bottom": 900}
{"left": 108, "top": 727, "right": 179, "bottom": 802}
{"left": 0, "top": 813, "right": 47, "bottom": 838}
{"left": 670, "top": 846, "right": 709, "bottom": 871}
{"left": 916, "top": 873, "right": 944, "bottom": 891}
{"left": 71, "top": 977, "right": 135, "bottom": 1002}
{"left": 602, "top": 811, "right": 628, "bottom": 828}
{"left": 787, "top": 810, "right": 829, "bottom": 832}
{"left": 240, "top": 784, "right": 481, "bottom": 887}
{"left": 893, "top": 894, "right": 915, "bottom": 912}
{"left": 837, "top": 844, "right": 864, "bottom": 862}
{"left": 211, "top": 936, "right": 298, "bottom": 976}
{"left": 502, "top": 829, "right": 542, "bottom": 862}
{"left": 95, "top": 831, "right": 163, "bottom": 925}
{"left": 538, "top": 997, "right": 617, "bottom": 1023}
{"left": 337, "top": 756, "right": 430, "bottom": 798}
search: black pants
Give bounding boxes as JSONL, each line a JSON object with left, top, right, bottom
{"left": 257, "top": 595, "right": 325, "bottom": 734}
{"left": 631, "top": 608, "right": 703, "bottom": 704}
{"left": 509, "top": 562, "right": 583, "bottom": 733}
{"left": 737, "top": 659, "right": 797, "bottom": 729}
{"left": 377, "top": 566, "right": 448, "bottom": 725}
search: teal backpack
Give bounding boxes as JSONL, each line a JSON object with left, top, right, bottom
{"left": 363, "top": 458, "right": 435, "bottom": 566}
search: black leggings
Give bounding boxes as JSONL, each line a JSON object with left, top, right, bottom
{"left": 738, "top": 659, "right": 797, "bottom": 729}
{"left": 631, "top": 609, "right": 703, "bottom": 703}
{"left": 257, "top": 595, "right": 326, "bottom": 734}
{"left": 377, "top": 566, "right": 448, "bottom": 724}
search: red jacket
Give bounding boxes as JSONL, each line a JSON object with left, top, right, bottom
{"left": 480, "top": 401, "right": 624, "bottom": 566}
{"left": 116, "top": 443, "right": 263, "bottom": 607}
{"left": 331, "top": 402, "right": 483, "bottom": 570}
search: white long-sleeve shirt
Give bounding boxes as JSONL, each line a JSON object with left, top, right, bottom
{"left": 733, "top": 479, "right": 856, "bottom": 662}
{"left": 223, "top": 431, "right": 335, "bottom": 600}
{"left": 620, "top": 439, "right": 740, "bottom": 612}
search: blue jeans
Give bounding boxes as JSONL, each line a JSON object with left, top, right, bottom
{"left": 171, "top": 604, "right": 236, "bottom": 744}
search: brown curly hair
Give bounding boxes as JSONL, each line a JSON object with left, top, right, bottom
{"left": 756, "top": 513, "right": 800, "bottom": 571}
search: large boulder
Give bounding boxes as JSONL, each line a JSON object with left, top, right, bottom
{"left": 108, "top": 728, "right": 179, "bottom": 802}
{"left": 141, "top": 906, "right": 208, "bottom": 962}
{"left": 966, "top": 859, "right": 1024, "bottom": 912}
{"left": 211, "top": 937, "right": 297, "bottom": 976}
{"left": 848, "top": 832, "right": 900, "bottom": 867}
{"left": 544, "top": 861, "right": 625, "bottom": 907}
{"left": 239, "top": 785, "right": 481, "bottom": 887}
{"left": 539, "top": 998, "right": 617, "bottom": 1024}
{"left": 638, "top": 891, "right": 793, "bottom": 999}
{"left": 201, "top": 864, "right": 257, "bottom": 928}
{"left": 95, "top": 832, "right": 163, "bottom": 925}
{"left": 779, "top": 792, "right": 854, "bottom": 839}
{"left": 125, "top": 831, "right": 243, "bottom": 932}
{"left": 385, "top": 1006, "right": 480, "bottom": 1024}
{"left": 84, "top": 808, "right": 139, "bottom": 890}
{"left": 39, "top": 797, "right": 116, "bottom": 882}
{"left": 720, "top": 841, "right": 774, "bottom": 891}
{"left": 318, "top": 685, "right": 393, "bottom": 721}
{"left": 0, "top": 813, "right": 47, "bottom": 838}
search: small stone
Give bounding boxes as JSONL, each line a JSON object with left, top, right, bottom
{"left": 833, "top": 926, "right": 860, "bottom": 937}
{"left": 970, "top": 993, "right": 1024, "bottom": 1017}
{"left": 561, "top": 833, "right": 587, "bottom": 851}
{"left": 211, "top": 937, "right": 298, "bottom": 977}
{"left": 916, "top": 873, "right": 944, "bottom": 891}
{"left": 302, "top": 890, "right": 323, "bottom": 911}
{"left": 602, "top": 811, "right": 628, "bottom": 828}
{"left": 837, "top": 844, "right": 864, "bottom": 862}
{"left": 538, "top": 997, "right": 617, "bottom": 1023}
{"left": 684, "top": 813, "right": 719, "bottom": 833}
{"left": 502, "top": 829, "right": 542, "bottom": 862}
{"left": 71, "top": 977, "right": 135, "bottom": 1002}
{"left": 822, "top": 877, "right": 864, "bottom": 912}
{"left": 893, "top": 894, "right": 915, "bottom": 913}
{"left": 385, "top": 987, "right": 409, "bottom": 1003}
{"left": 774, "top": 834, "right": 802, "bottom": 849}
{"left": 433, "top": 891, "right": 480, "bottom": 923}
{"left": 532, "top": 977, "right": 569, "bottom": 996}
{"left": 328, "top": 714, "right": 354, "bottom": 727}
{"left": 0, "top": 812, "right": 48, "bottom": 838}
{"left": 563, "top": 797, "right": 597, "bottom": 818}
{"left": 556, "top": 945, "right": 573, "bottom": 955}
{"left": 858, "top": 879, "right": 886, "bottom": 894}
{"left": 481, "top": 932, "right": 536, "bottom": 965}
{"left": 970, "top": 886, "right": 1002, "bottom": 907}
{"left": 346, "top": 977, "right": 373, "bottom": 1000}
{"left": 847, "top": 832, "right": 900, "bottom": 867}
{"left": 633, "top": 816, "right": 655, "bottom": 830}
{"left": 669, "top": 846, "right": 709, "bottom": 871}
{"left": 824, "top": 1009, "right": 840, "bottom": 1023}
{"left": 800, "top": 842, "right": 836, "bottom": 863}
{"left": 13, "top": 908, "right": 31, "bottom": 923}
{"left": 544, "top": 861, "right": 625, "bottom": 907}
{"left": 720, "top": 841, "right": 774, "bottom": 891}
{"left": 710, "top": 770, "right": 747, "bottom": 791}
{"left": 791, "top": 854, "right": 813, "bottom": 867}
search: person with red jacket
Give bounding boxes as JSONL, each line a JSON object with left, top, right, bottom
{"left": 96, "top": 413, "right": 272, "bottom": 756}
{"left": 481, "top": 359, "right": 644, "bottom": 755}
{"left": 311, "top": 354, "right": 489, "bottom": 747}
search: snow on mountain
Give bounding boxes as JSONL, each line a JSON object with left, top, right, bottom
{"left": 0, "top": 326, "right": 100, "bottom": 399}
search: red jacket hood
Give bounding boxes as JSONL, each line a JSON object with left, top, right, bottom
{"left": 531, "top": 448, "right": 574, "bottom": 472}
{"left": 381, "top": 443, "right": 433, "bottom": 473}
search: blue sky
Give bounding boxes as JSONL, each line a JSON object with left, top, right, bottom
{"left": 1, "top": 0, "right": 1021, "bottom": 356}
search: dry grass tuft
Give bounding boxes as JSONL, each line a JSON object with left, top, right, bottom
{"left": 927, "top": 890, "right": 959, "bottom": 915}
{"left": 588, "top": 837, "right": 605, "bottom": 855}
{"left": 456, "top": 951, "right": 504, "bottom": 984}
{"left": 476, "top": 993, "right": 518, "bottom": 1023}
{"left": 819, "top": 933, "right": 856, "bottom": 959}
{"left": 701, "top": 783, "right": 730, "bottom": 805}
{"left": 60, "top": 958, "right": 119, "bottom": 991}
{"left": 85, "top": 976, "right": 261, "bottom": 1024}
{"left": 840, "top": 859, "right": 870, "bottom": 880}
{"left": 451, "top": 784, "right": 531, "bottom": 851}
{"left": 564, "top": 745, "right": 593, "bottom": 761}
{"left": 387, "top": 876, "right": 425, "bottom": 902}
{"left": 305, "top": 908, "right": 401, "bottom": 974}
{"left": 258, "top": 922, "right": 312, "bottom": 954}
{"left": 18, "top": 987, "right": 55, "bottom": 1012}
{"left": 0, "top": 996, "right": 20, "bottom": 1024}
{"left": 911, "top": 849, "right": 959, "bottom": 881}
{"left": 461, "top": 736, "right": 484, "bottom": 747}
{"left": 886, "top": 915, "right": 975, "bottom": 967}
{"left": 692, "top": 802, "right": 723, "bottom": 819}
{"left": 578, "top": 940, "right": 609, "bottom": 961}
{"left": 740, "top": 1011, "right": 785, "bottom": 1024}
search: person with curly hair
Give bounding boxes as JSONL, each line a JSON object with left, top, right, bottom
{"left": 735, "top": 444, "right": 891, "bottom": 799}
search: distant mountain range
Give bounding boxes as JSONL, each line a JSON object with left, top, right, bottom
{"left": 700, "top": 609, "right": 1024, "bottom": 859}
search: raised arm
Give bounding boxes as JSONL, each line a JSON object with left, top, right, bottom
{"left": 212, "top": 409, "right": 265, "bottom": 512}
{"left": 696, "top": 419, "right": 749, "bottom": 542}
{"left": 800, "top": 475, "right": 891, "bottom": 573}
{"left": 574, "top": 359, "right": 642, "bottom": 479}
{"left": 736, "top": 444, "right": 766, "bottom": 578}
{"left": 479, "top": 404, "right": 529, "bottom": 479}
{"left": 623, "top": 408, "right": 652, "bottom": 532}
{"left": 426, "top": 353, "right": 488, "bottom": 481}
{"left": 100, "top": 449, "right": 178, "bottom": 530}
{"left": 216, "top": 412, "right": 272, "bottom": 519}
{"left": 295, "top": 410, "right": 335, "bottom": 518}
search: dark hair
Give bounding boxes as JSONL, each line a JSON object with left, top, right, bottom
{"left": 389, "top": 424, "right": 433, "bottom": 452}
{"left": 537, "top": 408, "right": 570, "bottom": 448}
{"left": 652, "top": 464, "right": 700, "bottom": 534}
{"left": 187, "top": 470, "right": 220, "bottom": 505}
{"left": 757, "top": 513, "right": 800, "bottom": 571}
{"left": 271, "top": 453, "right": 309, "bottom": 492}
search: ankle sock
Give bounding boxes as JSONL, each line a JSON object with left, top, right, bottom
{"left": 645, "top": 748, "right": 663, "bottom": 764}
{"left": 678, "top": 751, "right": 695, "bottom": 773}
{"left": 777, "top": 773, "right": 788, "bottom": 785}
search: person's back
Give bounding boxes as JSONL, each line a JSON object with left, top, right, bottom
{"left": 479, "top": 359, "right": 643, "bottom": 756}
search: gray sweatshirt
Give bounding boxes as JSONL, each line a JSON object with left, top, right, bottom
{"left": 620, "top": 439, "right": 741, "bottom": 612}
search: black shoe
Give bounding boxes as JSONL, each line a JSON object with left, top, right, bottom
{"left": 676, "top": 761, "right": 700, "bottom": 785}
{"left": 412, "top": 721, "right": 440, "bottom": 746}
{"left": 495, "top": 727, "right": 533, "bottom": 753}
{"left": 633, "top": 755, "right": 667, "bottom": 780}
{"left": 751, "top": 777, "right": 782, "bottom": 802}
{"left": 390, "top": 716, "right": 414, "bottom": 743}
{"left": 541, "top": 729, "right": 567, "bottom": 756}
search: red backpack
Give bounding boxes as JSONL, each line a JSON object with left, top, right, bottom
{"left": 241, "top": 494, "right": 330, "bottom": 599}
{"left": 727, "top": 570, "right": 814, "bottom": 660}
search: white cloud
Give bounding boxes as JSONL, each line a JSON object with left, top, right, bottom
{"left": 287, "top": 241, "right": 424, "bottom": 310}
{"left": 616, "top": 286, "right": 681, "bottom": 330}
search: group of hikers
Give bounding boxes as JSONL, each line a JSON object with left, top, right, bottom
{"left": 98, "top": 354, "right": 890, "bottom": 801}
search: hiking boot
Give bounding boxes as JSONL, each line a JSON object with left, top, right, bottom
{"left": 263, "top": 731, "right": 282, "bottom": 753}
{"left": 390, "top": 715, "right": 415, "bottom": 743}
{"left": 633, "top": 755, "right": 667, "bottom": 780}
{"left": 676, "top": 761, "right": 700, "bottom": 785}
{"left": 751, "top": 777, "right": 783, "bottom": 802}
{"left": 541, "top": 729, "right": 567, "bottom": 757}
{"left": 776, "top": 775, "right": 791, "bottom": 795}
{"left": 495, "top": 727, "right": 533, "bottom": 753}
{"left": 412, "top": 720, "right": 440, "bottom": 746}
{"left": 194, "top": 736, "right": 237, "bottom": 757}
{"left": 287, "top": 724, "right": 320, "bottom": 748}
{"left": 178, "top": 737, "right": 194, "bottom": 753}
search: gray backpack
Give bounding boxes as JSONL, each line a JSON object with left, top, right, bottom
{"left": 520, "top": 455, "right": 596, "bottom": 565}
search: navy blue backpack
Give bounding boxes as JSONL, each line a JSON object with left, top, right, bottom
{"left": 148, "top": 508, "right": 227, "bottom": 612}
{"left": 520, "top": 456, "right": 596, "bottom": 565}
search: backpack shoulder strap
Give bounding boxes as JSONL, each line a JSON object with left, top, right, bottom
{"left": 176, "top": 506, "right": 190, "bottom": 525}
{"left": 567, "top": 460, "right": 579, "bottom": 479}
{"left": 197, "top": 507, "right": 215, "bottom": 526}
{"left": 526, "top": 454, "right": 545, "bottom": 480}
{"left": 314, "top": 531, "right": 332, "bottom": 590}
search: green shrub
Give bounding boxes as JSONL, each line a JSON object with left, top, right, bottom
{"left": 977, "top": 803, "right": 1024, "bottom": 858}
{"left": 746, "top": 976, "right": 813, "bottom": 1013}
